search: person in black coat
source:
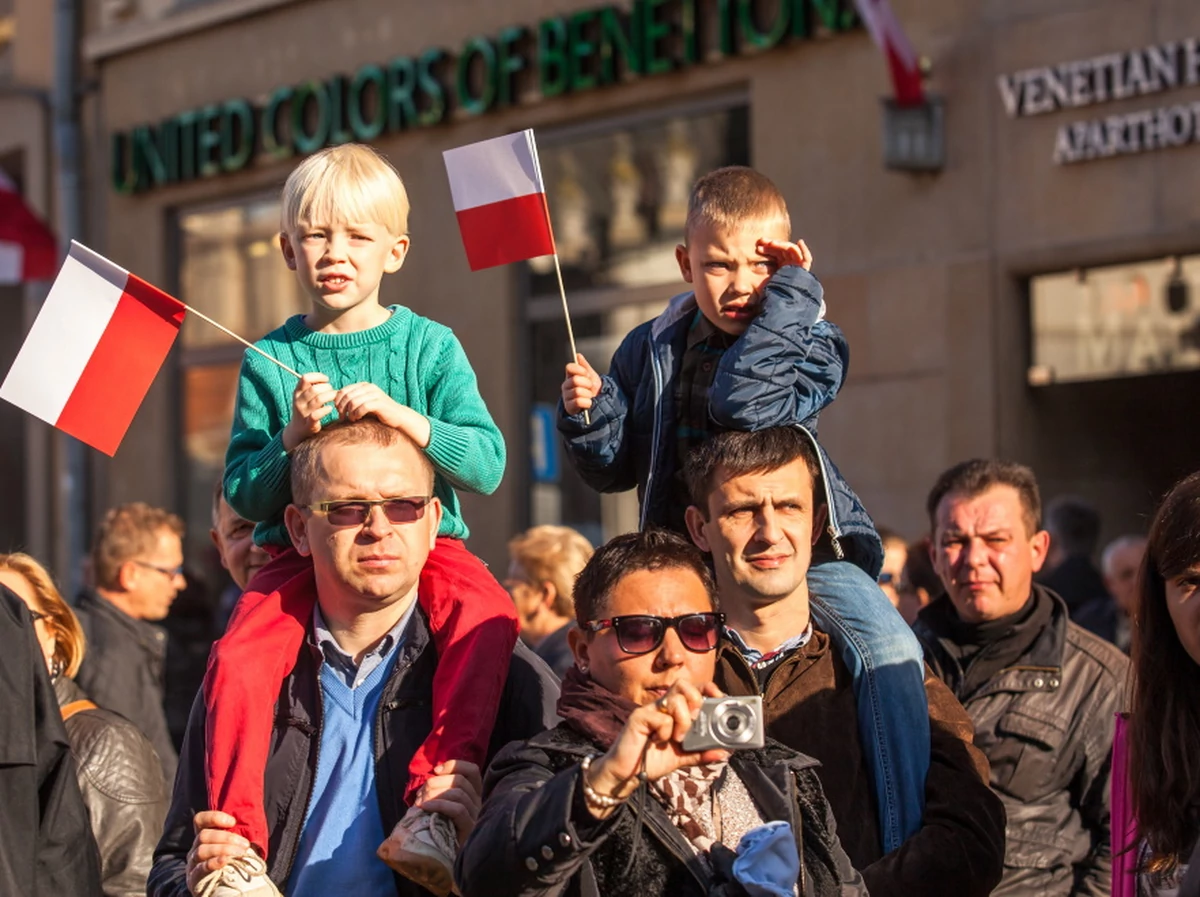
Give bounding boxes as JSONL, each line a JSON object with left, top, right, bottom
{"left": 0, "top": 583, "right": 102, "bottom": 896}
{"left": 458, "top": 531, "right": 865, "bottom": 897}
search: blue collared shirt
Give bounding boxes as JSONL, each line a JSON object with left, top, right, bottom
{"left": 313, "top": 599, "right": 417, "bottom": 689}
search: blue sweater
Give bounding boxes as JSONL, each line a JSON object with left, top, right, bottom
{"left": 287, "top": 639, "right": 402, "bottom": 896}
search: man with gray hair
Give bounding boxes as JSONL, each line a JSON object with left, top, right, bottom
{"left": 1102, "top": 534, "right": 1147, "bottom": 653}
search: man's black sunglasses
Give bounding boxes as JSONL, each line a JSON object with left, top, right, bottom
{"left": 582, "top": 612, "right": 725, "bottom": 656}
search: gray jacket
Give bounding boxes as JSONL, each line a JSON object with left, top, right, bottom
{"left": 915, "top": 586, "right": 1129, "bottom": 897}
{"left": 55, "top": 676, "right": 169, "bottom": 897}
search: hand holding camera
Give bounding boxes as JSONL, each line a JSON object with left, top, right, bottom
{"left": 582, "top": 680, "right": 764, "bottom": 818}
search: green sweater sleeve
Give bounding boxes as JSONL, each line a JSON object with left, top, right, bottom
{"left": 223, "top": 348, "right": 295, "bottom": 524}
{"left": 421, "top": 326, "right": 506, "bottom": 496}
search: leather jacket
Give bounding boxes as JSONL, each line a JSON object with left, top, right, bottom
{"left": 914, "top": 586, "right": 1129, "bottom": 897}
{"left": 55, "top": 676, "right": 169, "bottom": 897}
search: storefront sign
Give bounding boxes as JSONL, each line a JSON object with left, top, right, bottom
{"left": 111, "top": 0, "right": 858, "bottom": 194}
{"left": 997, "top": 39, "right": 1200, "bottom": 164}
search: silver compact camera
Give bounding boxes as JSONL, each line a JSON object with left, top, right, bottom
{"left": 681, "top": 696, "right": 765, "bottom": 752}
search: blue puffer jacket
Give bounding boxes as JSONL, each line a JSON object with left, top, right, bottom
{"left": 557, "top": 266, "right": 883, "bottom": 578}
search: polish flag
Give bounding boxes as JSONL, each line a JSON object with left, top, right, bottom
{"left": 854, "top": 0, "right": 924, "bottom": 106}
{"left": 443, "top": 130, "right": 556, "bottom": 271}
{"left": 0, "top": 241, "right": 186, "bottom": 455}
{"left": 0, "top": 170, "right": 58, "bottom": 283}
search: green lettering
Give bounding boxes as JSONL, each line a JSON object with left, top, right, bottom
{"left": 717, "top": 0, "right": 735, "bottom": 57}
{"left": 809, "top": 0, "right": 854, "bottom": 32}
{"left": 497, "top": 26, "right": 528, "bottom": 107}
{"left": 262, "top": 87, "right": 294, "bottom": 160}
{"left": 568, "top": 10, "right": 598, "bottom": 92}
{"left": 176, "top": 109, "right": 199, "bottom": 181}
{"left": 680, "top": 0, "right": 699, "bottom": 65}
{"left": 133, "top": 121, "right": 171, "bottom": 187}
{"left": 292, "top": 81, "right": 330, "bottom": 155}
{"left": 456, "top": 36, "right": 498, "bottom": 116}
{"left": 220, "top": 99, "right": 255, "bottom": 173}
{"left": 599, "top": 6, "right": 642, "bottom": 84}
{"left": 791, "top": 0, "right": 808, "bottom": 37}
{"left": 641, "top": 0, "right": 673, "bottom": 75}
{"left": 196, "top": 105, "right": 222, "bottom": 178}
{"left": 110, "top": 132, "right": 137, "bottom": 194}
{"left": 386, "top": 57, "right": 416, "bottom": 132}
{"left": 327, "top": 75, "right": 354, "bottom": 146}
{"left": 349, "top": 64, "right": 386, "bottom": 140}
{"left": 416, "top": 49, "right": 447, "bottom": 127}
{"left": 737, "top": 0, "right": 789, "bottom": 50}
{"left": 539, "top": 16, "right": 569, "bottom": 98}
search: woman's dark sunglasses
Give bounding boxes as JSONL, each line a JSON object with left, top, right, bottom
{"left": 582, "top": 612, "right": 725, "bottom": 656}
{"left": 309, "top": 496, "right": 431, "bottom": 527}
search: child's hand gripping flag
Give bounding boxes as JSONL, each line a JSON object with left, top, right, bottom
{"left": 443, "top": 130, "right": 556, "bottom": 270}
{"left": 0, "top": 240, "right": 186, "bottom": 456}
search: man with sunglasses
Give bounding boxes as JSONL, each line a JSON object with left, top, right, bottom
{"left": 148, "top": 418, "right": 558, "bottom": 897}
{"left": 684, "top": 427, "right": 1007, "bottom": 897}
{"left": 75, "top": 501, "right": 187, "bottom": 786}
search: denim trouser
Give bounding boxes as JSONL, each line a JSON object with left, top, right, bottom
{"left": 807, "top": 560, "right": 930, "bottom": 852}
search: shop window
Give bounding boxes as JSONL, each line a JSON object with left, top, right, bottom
{"left": 176, "top": 195, "right": 305, "bottom": 586}
{"left": 525, "top": 100, "right": 749, "bottom": 545}
{"left": 1029, "top": 254, "right": 1200, "bottom": 385}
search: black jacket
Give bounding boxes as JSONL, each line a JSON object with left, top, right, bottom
{"left": 457, "top": 725, "right": 867, "bottom": 897}
{"left": 55, "top": 675, "right": 169, "bottom": 897}
{"left": 0, "top": 585, "right": 102, "bottom": 896}
{"left": 914, "top": 586, "right": 1129, "bottom": 897}
{"left": 148, "top": 605, "right": 560, "bottom": 897}
{"left": 74, "top": 591, "right": 177, "bottom": 785}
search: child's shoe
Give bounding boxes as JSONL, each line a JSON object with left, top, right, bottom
{"left": 196, "top": 851, "right": 281, "bottom": 897}
{"left": 377, "top": 805, "right": 459, "bottom": 897}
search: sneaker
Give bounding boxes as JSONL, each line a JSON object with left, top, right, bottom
{"left": 377, "top": 806, "right": 459, "bottom": 897}
{"left": 195, "top": 852, "right": 281, "bottom": 897}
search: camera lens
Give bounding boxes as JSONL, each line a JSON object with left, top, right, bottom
{"left": 713, "top": 701, "right": 755, "bottom": 745}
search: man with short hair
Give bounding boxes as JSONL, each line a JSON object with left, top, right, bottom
{"left": 684, "top": 426, "right": 1006, "bottom": 897}
{"left": 1102, "top": 534, "right": 1146, "bottom": 653}
{"left": 876, "top": 526, "right": 908, "bottom": 610}
{"left": 211, "top": 482, "right": 271, "bottom": 593}
{"left": 1038, "top": 495, "right": 1118, "bottom": 642}
{"left": 148, "top": 419, "right": 558, "bottom": 897}
{"left": 75, "top": 501, "right": 186, "bottom": 783}
{"left": 915, "top": 459, "right": 1128, "bottom": 897}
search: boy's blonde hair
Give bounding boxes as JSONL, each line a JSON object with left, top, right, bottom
{"left": 281, "top": 144, "right": 410, "bottom": 236}
{"left": 685, "top": 166, "right": 790, "bottom": 242}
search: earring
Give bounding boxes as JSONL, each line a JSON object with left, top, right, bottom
{"left": 578, "top": 663, "right": 588, "bottom": 673}
{"left": 50, "top": 657, "right": 64, "bottom": 680}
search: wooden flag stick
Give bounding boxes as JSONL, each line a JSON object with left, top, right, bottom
{"left": 548, "top": 250, "right": 590, "bottom": 425}
{"left": 183, "top": 304, "right": 303, "bottom": 379}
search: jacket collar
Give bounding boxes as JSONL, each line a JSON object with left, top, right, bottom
{"left": 650, "top": 290, "right": 697, "bottom": 340}
{"left": 79, "top": 590, "right": 167, "bottom": 656}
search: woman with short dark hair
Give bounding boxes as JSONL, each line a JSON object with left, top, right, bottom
{"left": 1127, "top": 472, "right": 1200, "bottom": 894}
{"left": 458, "top": 530, "right": 864, "bottom": 897}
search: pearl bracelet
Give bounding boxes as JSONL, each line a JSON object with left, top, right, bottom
{"left": 580, "top": 754, "right": 625, "bottom": 809}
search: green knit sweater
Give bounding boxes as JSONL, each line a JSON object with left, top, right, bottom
{"left": 224, "top": 306, "right": 505, "bottom": 546}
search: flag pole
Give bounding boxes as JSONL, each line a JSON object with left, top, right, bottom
{"left": 183, "top": 304, "right": 303, "bottom": 378}
{"left": 547, "top": 250, "right": 590, "bottom": 425}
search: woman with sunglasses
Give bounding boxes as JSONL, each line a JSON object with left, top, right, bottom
{"left": 458, "top": 530, "right": 864, "bottom": 897}
{"left": 0, "top": 552, "right": 169, "bottom": 897}
{"left": 1126, "top": 472, "right": 1200, "bottom": 895}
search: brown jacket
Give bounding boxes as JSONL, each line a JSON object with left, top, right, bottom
{"left": 716, "top": 629, "right": 1006, "bottom": 897}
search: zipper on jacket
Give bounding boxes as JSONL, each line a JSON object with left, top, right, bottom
{"left": 785, "top": 772, "right": 806, "bottom": 896}
{"left": 280, "top": 659, "right": 324, "bottom": 880}
{"left": 793, "top": 425, "right": 844, "bottom": 559}
{"left": 639, "top": 345, "right": 666, "bottom": 531}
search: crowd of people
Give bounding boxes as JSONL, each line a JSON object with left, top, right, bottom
{"left": 2, "top": 143, "right": 1197, "bottom": 897}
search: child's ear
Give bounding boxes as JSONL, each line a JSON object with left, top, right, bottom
{"left": 675, "top": 243, "right": 694, "bottom": 283}
{"left": 279, "top": 233, "right": 298, "bottom": 271}
{"left": 385, "top": 235, "right": 411, "bottom": 274}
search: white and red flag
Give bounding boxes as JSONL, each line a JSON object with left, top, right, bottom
{"left": 0, "top": 170, "right": 57, "bottom": 283}
{"left": 0, "top": 241, "right": 186, "bottom": 455}
{"left": 443, "top": 130, "right": 556, "bottom": 271}
{"left": 854, "top": 0, "right": 924, "bottom": 106}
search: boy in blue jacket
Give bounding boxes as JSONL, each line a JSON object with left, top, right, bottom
{"left": 557, "top": 166, "right": 929, "bottom": 852}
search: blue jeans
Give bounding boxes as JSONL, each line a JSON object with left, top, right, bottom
{"left": 807, "top": 560, "right": 929, "bottom": 852}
